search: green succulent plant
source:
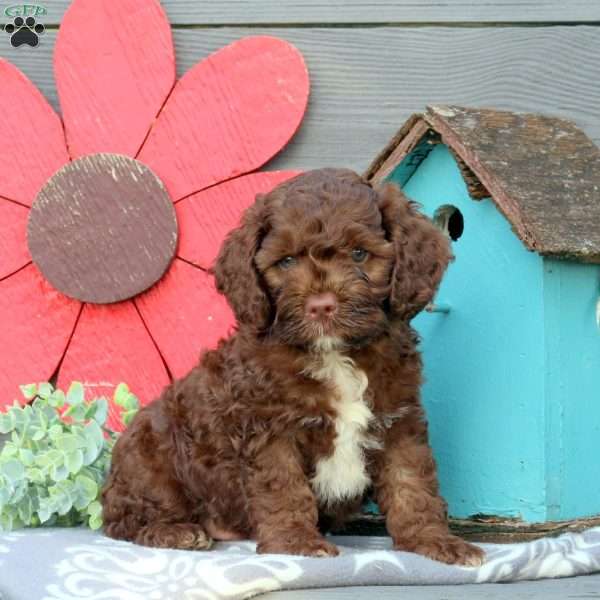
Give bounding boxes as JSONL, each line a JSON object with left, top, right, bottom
{"left": 0, "top": 381, "right": 139, "bottom": 532}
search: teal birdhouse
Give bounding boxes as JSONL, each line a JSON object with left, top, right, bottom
{"left": 365, "top": 106, "right": 600, "bottom": 531}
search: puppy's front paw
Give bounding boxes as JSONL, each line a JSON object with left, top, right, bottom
{"left": 258, "top": 536, "right": 339, "bottom": 557}
{"left": 396, "top": 534, "right": 484, "bottom": 566}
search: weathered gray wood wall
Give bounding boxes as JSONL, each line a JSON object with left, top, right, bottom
{"left": 3, "top": 1, "right": 600, "bottom": 173}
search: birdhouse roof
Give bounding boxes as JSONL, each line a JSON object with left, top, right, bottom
{"left": 365, "top": 105, "right": 600, "bottom": 264}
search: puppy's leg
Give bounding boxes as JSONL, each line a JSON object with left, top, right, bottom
{"left": 247, "top": 438, "right": 339, "bottom": 557}
{"left": 103, "top": 471, "right": 213, "bottom": 550}
{"left": 102, "top": 428, "right": 212, "bottom": 550}
{"left": 134, "top": 522, "right": 212, "bottom": 550}
{"left": 373, "top": 419, "right": 485, "bottom": 566}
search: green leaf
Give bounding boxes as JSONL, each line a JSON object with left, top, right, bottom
{"left": 0, "top": 459, "right": 25, "bottom": 483}
{"left": 55, "top": 433, "right": 80, "bottom": 453}
{"left": 16, "top": 495, "right": 33, "bottom": 523}
{"left": 48, "top": 424, "right": 64, "bottom": 440}
{"left": 11, "top": 479, "right": 26, "bottom": 503}
{"left": 1, "top": 442, "right": 17, "bottom": 458}
{"left": 30, "top": 405, "right": 47, "bottom": 426}
{"left": 76, "top": 475, "right": 98, "bottom": 501}
{"left": 0, "top": 512, "right": 14, "bottom": 532}
{"left": 30, "top": 426, "right": 45, "bottom": 442}
{"left": 37, "top": 382, "right": 54, "bottom": 400}
{"left": 121, "top": 410, "right": 137, "bottom": 427}
{"left": 37, "top": 499, "right": 53, "bottom": 524}
{"left": 51, "top": 479, "right": 75, "bottom": 496}
{"left": 86, "top": 397, "right": 109, "bottom": 426}
{"left": 124, "top": 394, "right": 138, "bottom": 411}
{"left": 51, "top": 463, "right": 70, "bottom": 482}
{"left": 0, "top": 413, "right": 13, "bottom": 434}
{"left": 34, "top": 452, "right": 50, "bottom": 469}
{"left": 66, "top": 382, "right": 85, "bottom": 406}
{"left": 73, "top": 475, "right": 98, "bottom": 510}
{"left": 64, "top": 403, "right": 87, "bottom": 422}
{"left": 1, "top": 380, "right": 137, "bottom": 531}
{"left": 48, "top": 389, "right": 66, "bottom": 408}
{"left": 113, "top": 383, "right": 140, "bottom": 414}
{"left": 18, "top": 448, "right": 35, "bottom": 466}
{"left": 87, "top": 499, "right": 103, "bottom": 529}
{"left": 84, "top": 421, "right": 105, "bottom": 452}
{"left": 88, "top": 499, "right": 101, "bottom": 515}
{"left": 113, "top": 383, "right": 130, "bottom": 407}
{"left": 65, "top": 450, "right": 84, "bottom": 475}
{"left": 39, "top": 449, "right": 67, "bottom": 482}
{"left": 8, "top": 406, "right": 27, "bottom": 434}
{"left": 19, "top": 383, "right": 37, "bottom": 400}
{"left": 32, "top": 399, "right": 58, "bottom": 428}
{"left": 27, "top": 467, "right": 44, "bottom": 484}
{"left": 49, "top": 480, "right": 75, "bottom": 516}
{"left": 0, "top": 475, "right": 11, "bottom": 505}
{"left": 41, "top": 449, "right": 63, "bottom": 468}
{"left": 88, "top": 513, "right": 102, "bottom": 530}
{"left": 80, "top": 435, "right": 100, "bottom": 466}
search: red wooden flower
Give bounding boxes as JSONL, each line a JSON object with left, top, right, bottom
{"left": 0, "top": 0, "right": 308, "bottom": 428}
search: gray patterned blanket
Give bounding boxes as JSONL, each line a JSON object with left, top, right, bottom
{"left": 1, "top": 527, "right": 600, "bottom": 599}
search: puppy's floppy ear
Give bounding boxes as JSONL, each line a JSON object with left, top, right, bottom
{"left": 377, "top": 182, "right": 453, "bottom": 321}
{"left": 213, "top": 194, "right": 271, "bottom": 330}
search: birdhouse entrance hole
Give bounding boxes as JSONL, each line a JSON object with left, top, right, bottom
{"left": 434, "top": 204, "right": 464, "bottom": 241}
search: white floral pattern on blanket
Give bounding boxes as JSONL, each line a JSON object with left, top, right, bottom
{"left": 46, "top": 539, "right": 305, "bottom": 600}
{"left": 0, "top": 527, "right": 599, "bottom": 600}
{"left": 475, "top": 528, "right": 600, "bottom": 583}
{"left": 0, "top": 530, "right": 24, "bottom": 569}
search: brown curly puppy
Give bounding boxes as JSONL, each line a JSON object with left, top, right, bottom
{"left": 102, "top": 168, "right": 484, "bottom": 565}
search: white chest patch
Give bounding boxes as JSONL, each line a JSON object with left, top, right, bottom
{"left": 305, "top": 344, "right": 376, "bottom": 505}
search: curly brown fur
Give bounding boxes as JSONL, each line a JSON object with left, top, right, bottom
{"left": 102, "top": 168, "right": 484, "bottom": 565}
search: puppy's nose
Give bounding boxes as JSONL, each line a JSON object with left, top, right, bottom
{"left": 305, "top": 293, "right": 338, "bottom": 320}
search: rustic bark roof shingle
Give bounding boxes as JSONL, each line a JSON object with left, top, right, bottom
{"left": 365, "top": 105, "right": 600, "bottom": 263}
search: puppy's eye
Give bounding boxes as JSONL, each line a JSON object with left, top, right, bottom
{"left": 351, "top": 248, "right": 368, "bottom": 263}
{"left": 277, "top": 256, "right": 297, "bottom": 270}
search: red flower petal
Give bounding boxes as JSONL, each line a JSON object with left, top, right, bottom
{"left": 135, "top": 259, "right": 234, "bottom": 379}
{"left": 54, "top": 0, "right": 175, "bottom": 158}
{"left": 0, "top": 265, "right": 80, "bottom": 409}
{"left": 138, "top": 36, "right": 309, "bottom": 202}
{"left": 58, "top": 301, "right": 170, "bottom": 432}
{"left": 0, "top": 60, "right": 69, "bottom": 206}
{"left": 177, "top": 171, "right": 300, "bottom": 269}
{"left": 0, "top": 199, "right": 30, "bottom": 280}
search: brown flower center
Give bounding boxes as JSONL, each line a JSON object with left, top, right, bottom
{"left": 27, "top": 153, "right": 178, "bottom": 304}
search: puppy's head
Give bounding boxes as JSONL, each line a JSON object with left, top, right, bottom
{"left": 214, "top": 168, "right": 451, "bottom": 348}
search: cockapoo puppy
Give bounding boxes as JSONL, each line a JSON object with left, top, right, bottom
{"left": 102, "top": 168, "right": 484, "bottom": 565}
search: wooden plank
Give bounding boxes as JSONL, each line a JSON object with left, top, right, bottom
{"left": 426, "top": 105, "right": 600, "bottom": 263}
{"left": 0, "top": 200, "right": 30, "bottom": 280}
{"left": 0, "top": 265, "right": 80, "bottom": 409}
{"left": 264, "top": 576, "right": 600, "bottom": 600}
{"left": 135, "top": 258, "right": 235, "bottom": 379}
{"left": 57, "top": 301, "right": 171, "bottom": 432}
{"left": 40, "top": 1, "right": 600, "bottom": 24}
{"left": 0, "top": 58, "right": 68, "bottom": 206}
{"left": 366, "top": 105, "right": 600, "bottom": 263}
{"left": 54, "top": 0, "right": 175, "bottom": 158}
{"left": 27, "top": 153, "right": 178, "bottom": 304}
{"left": 138, "top": 36, "right": 308, "bottom": 201}
{"left": 342, "top": 513, "right": 600, "bottom": 543}
{"left": 176, "top": 170, "right": 300, "bottom": 269}
{"left": 4, "top": 26, "right": 600, "bottom": 174}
